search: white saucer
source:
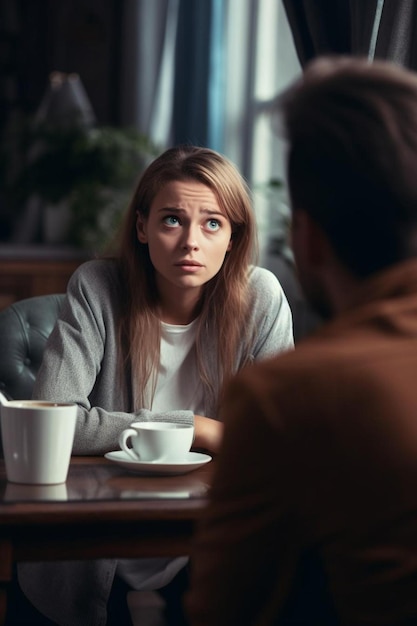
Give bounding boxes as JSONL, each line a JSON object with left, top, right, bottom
{"left": 104, "top": 450, "right": 212, "bottom": 475}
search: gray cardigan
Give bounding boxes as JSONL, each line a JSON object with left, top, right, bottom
{"left": 33, "top": 259, "right": 293, "bottom": 454}
{"left": 19, "top": 259, "right": 294, "bottom": 626}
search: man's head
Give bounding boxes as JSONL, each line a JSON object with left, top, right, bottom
{"left": 277, "top": 57, "right": 417, "bottom": 316}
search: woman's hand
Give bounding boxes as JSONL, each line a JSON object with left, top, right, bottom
{"left": 193, "top": 415, "right": 224, "bottom": 455}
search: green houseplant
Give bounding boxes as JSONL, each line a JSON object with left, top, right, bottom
{"left": 254, "top": 177, "right": 292, "bottom": 261}
{"left": 9, "top": 120, "right": 160, "bottom": 251}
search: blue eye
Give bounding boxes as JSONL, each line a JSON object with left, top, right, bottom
{"left": 163, "top": 216, "right": 180, "bottom": 227}
{"left": 206, "top": 219, "right": 220, "bottom": 231}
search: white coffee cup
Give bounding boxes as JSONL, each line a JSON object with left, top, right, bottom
{"left": 118, "top": 421, "right": 194, "bottom": 462}
{"left": 0, "top": 400, "right": 77, "bottom": 485}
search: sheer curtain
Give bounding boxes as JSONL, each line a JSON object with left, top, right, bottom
{"left": 221, "top": 1, "right": 301, "bottom": 259}
{"left": 119, "top": 0, "right": 225, "bottom": 150}
{"left": 118, "top": 1, "right": 300, "bottom": 177}
{"left": 119, "top": 0, "right": 179, "bottom": 146}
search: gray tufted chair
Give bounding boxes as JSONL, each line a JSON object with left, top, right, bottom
{"left": 0, "top": 294, "right": 65, "bottom": 401}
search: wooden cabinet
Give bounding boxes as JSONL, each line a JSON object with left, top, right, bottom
{"left": 0, "top": 246, "right": 88, "bottom": 310}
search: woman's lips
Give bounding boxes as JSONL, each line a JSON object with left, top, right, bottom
{"left": 175, "top": 261, "right": 203, "bottom": 271}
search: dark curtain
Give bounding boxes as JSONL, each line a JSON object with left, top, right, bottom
{"left": 172, "top": 0, "right": 213, "bottom": 146}
{"left": 282, "top": 0, "right": 377, "bottom": 65}
{"left": 282, "top": 0, "right": 417, "bottom": 70}
{"left": 375, "top": 0, "right": 417, "bottom": 68}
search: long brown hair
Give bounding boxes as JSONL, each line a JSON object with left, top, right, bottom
{"left": 114, "top": 145, "right": 257, "bottom": 410}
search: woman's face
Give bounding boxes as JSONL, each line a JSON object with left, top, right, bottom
{"left": 136, "top": 179, "right": 233, "bottom": 300}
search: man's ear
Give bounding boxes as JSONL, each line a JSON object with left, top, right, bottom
{"left": 292, "top": 209, "right": 331, "bottom": 268}
{"left": 136, "top": 213, "right": 148, "bottom": 243}
{"left": 305, "top": 213, "right": 330, "bottom": 266}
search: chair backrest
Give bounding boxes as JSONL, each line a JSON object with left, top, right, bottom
{"left": 0, "top": 294, "right": 65, "bottom": 401}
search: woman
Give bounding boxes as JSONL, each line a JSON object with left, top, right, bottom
{"left": 16, "top": 146, "right": 293, "bottom": 625}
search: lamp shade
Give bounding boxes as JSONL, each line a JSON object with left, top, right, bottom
{"left": 35, "top": 71, "right": 96, "bottom": 129}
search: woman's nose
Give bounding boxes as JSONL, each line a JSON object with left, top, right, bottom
{"left": 181, "top": 226, "right": 199, "bottom": 250}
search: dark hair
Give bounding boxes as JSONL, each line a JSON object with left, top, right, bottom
{"left": 278, "top": 56, "right": 417, "bottom": 276}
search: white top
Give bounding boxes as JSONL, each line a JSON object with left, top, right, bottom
{"left": 152, "top": 318, "right": 204, "bottom": 413}
{"left": 117, "top": 319, "right": 201, "bottom": 590}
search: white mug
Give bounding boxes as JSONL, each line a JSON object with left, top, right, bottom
{"left": 0, "top": 400, "right": 77, "bottom": 485}
{"left": 118, "top": 421, "right": 194, "bottom": 462}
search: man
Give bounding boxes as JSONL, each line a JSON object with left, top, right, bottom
{"left": 186, "top": 57, "right": 417, "bottom": 625}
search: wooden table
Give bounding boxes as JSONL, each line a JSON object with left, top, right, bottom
{"left": 0, "top": 456, "right": 213, "bottom": 624}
